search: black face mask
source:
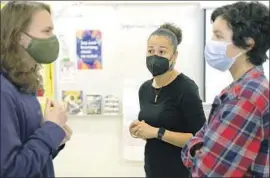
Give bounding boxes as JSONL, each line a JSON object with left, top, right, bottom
{"left": 146, "top": 55, "right": 174, "bottom": 76}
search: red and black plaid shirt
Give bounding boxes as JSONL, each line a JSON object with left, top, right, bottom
{"left": 182, "top": 66, "right": 269, "bottom": 177}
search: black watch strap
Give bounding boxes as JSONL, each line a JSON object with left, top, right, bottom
{"left": 157, "top": 128, "right": 166, "bottom": 139}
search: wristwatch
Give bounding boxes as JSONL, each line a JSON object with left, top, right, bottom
{"left": 157, "top": 127, "right": 166, "bottom": 139}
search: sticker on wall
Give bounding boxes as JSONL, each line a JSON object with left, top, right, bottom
{"left": 76, "top": 30, "right": 102, "bottom": 70}
{"left": 58, "top": 33, "right": 77, "bottom": 83}
{"left": 59, "top": 58, "right": 77, "bottom": 82}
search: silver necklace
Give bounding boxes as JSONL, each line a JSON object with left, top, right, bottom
{"left": 153, "top": 72, "right": 175, "bottom": 103}
{"left": 154, "top": 87, "right": 162, "bottom": 103}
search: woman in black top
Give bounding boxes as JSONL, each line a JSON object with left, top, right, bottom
{"left": 129, "top": 23, "right": 206, "bottom": 178}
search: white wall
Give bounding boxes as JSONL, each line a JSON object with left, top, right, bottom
{"left": 53, "top": 116, "right": 145, "bottom": 177}
{"left": 52, "top": 2, "right": 205, "bottom": 100}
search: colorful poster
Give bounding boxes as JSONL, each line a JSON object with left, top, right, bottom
{"left": 76, "top": 30, "right": 102, "bottom": 70}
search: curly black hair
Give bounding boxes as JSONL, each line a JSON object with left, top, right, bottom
{"left": 211, "top": 1, "right": 270, "bottom": 66}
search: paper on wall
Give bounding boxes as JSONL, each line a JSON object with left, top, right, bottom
{"left": 122, "top": 78, "right": 146, "bottom": 161}
{"left": 58, "top": 33, "right": 77, "bottom": 83}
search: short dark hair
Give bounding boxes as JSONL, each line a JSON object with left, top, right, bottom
{"left": 149, "top": 23, "right": 182, "bottom": 51}
{"left": 211, "top": 1, "right": 270, "bottom": 66}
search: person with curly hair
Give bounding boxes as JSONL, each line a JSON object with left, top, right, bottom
{"left": 1, "top": 1, "right": 72, "bottom": 177}
{"left": 181, "top": 2, "right": 269, "bottom": 177}
{"left": 129, "top": 23, "right": 206, "bottom": 178}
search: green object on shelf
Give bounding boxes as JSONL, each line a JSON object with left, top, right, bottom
{"left": 62, "top": 57, "right": 70, "bottom": 62}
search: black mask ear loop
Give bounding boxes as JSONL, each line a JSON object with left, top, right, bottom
{"left": 151, "top": 56, "right": 155, "bottom": 77}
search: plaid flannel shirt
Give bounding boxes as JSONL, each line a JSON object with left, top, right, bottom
{"left": 181, "top": 66, "right": 269, "bottom": 177}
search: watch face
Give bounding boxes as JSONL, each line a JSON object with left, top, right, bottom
{"left": 158, "top": 128, "right": 165, "bottom": 139}
{"left": 158, "top": 132, "right": 163, "bottom": 139}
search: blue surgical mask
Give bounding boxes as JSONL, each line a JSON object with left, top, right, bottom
{"left": 204, "top": 40, "right": 244, "bottom": 72}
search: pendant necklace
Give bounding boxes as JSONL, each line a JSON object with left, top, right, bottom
{"left": 153, "top": 72, "right": 175, "bottom": 103}
{"left": 154, "top": 87, "right": 162, "bottom": 103}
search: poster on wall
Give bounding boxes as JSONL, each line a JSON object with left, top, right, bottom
{"left": 85, "top": 94, "right": 102, "bottom": 115}
{"left": 58, "top": 34, "right": 77, "bottom": 83}
{"left": 59, "top": 59, "right": 77, "bottom": 82}
{"left": 76, "top": 30, "right": 102, "bottom": 70}
{"left": 62, "top": 90, "right": 84, "bottom": 115}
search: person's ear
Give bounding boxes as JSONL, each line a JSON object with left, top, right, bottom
{"left": 172, "top": 50, "right": 178, "bottom": 63}
{"left": 245, "top": 37, "right": 255, "bottom": 51}
{"left": 19, "top": 33, "right": 31, "bottom": 48}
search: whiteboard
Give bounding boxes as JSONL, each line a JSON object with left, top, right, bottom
{"left": 204, "top": 9, "right": 270, "bottom": 103}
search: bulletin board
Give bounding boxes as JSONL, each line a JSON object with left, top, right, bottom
{"left": 50, "top": 2, "right": 204, "bottom": 161}
{"left": 204, "top": 9, "right": 270, "bottom": 104}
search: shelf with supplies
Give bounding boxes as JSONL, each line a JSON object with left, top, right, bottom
{"left": 61, "top": 91, "right": 122, "bottom": 117}
{"left": 67, "top": 114, "right": 123, "bottom": 118}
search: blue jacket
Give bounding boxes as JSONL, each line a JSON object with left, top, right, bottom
{"left": 1, "top": 73, "right": 65, "bottom": 177}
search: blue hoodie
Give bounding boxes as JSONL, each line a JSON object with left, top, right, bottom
{"left": 1, "top": 73, "right": 66, "bottom": 177}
